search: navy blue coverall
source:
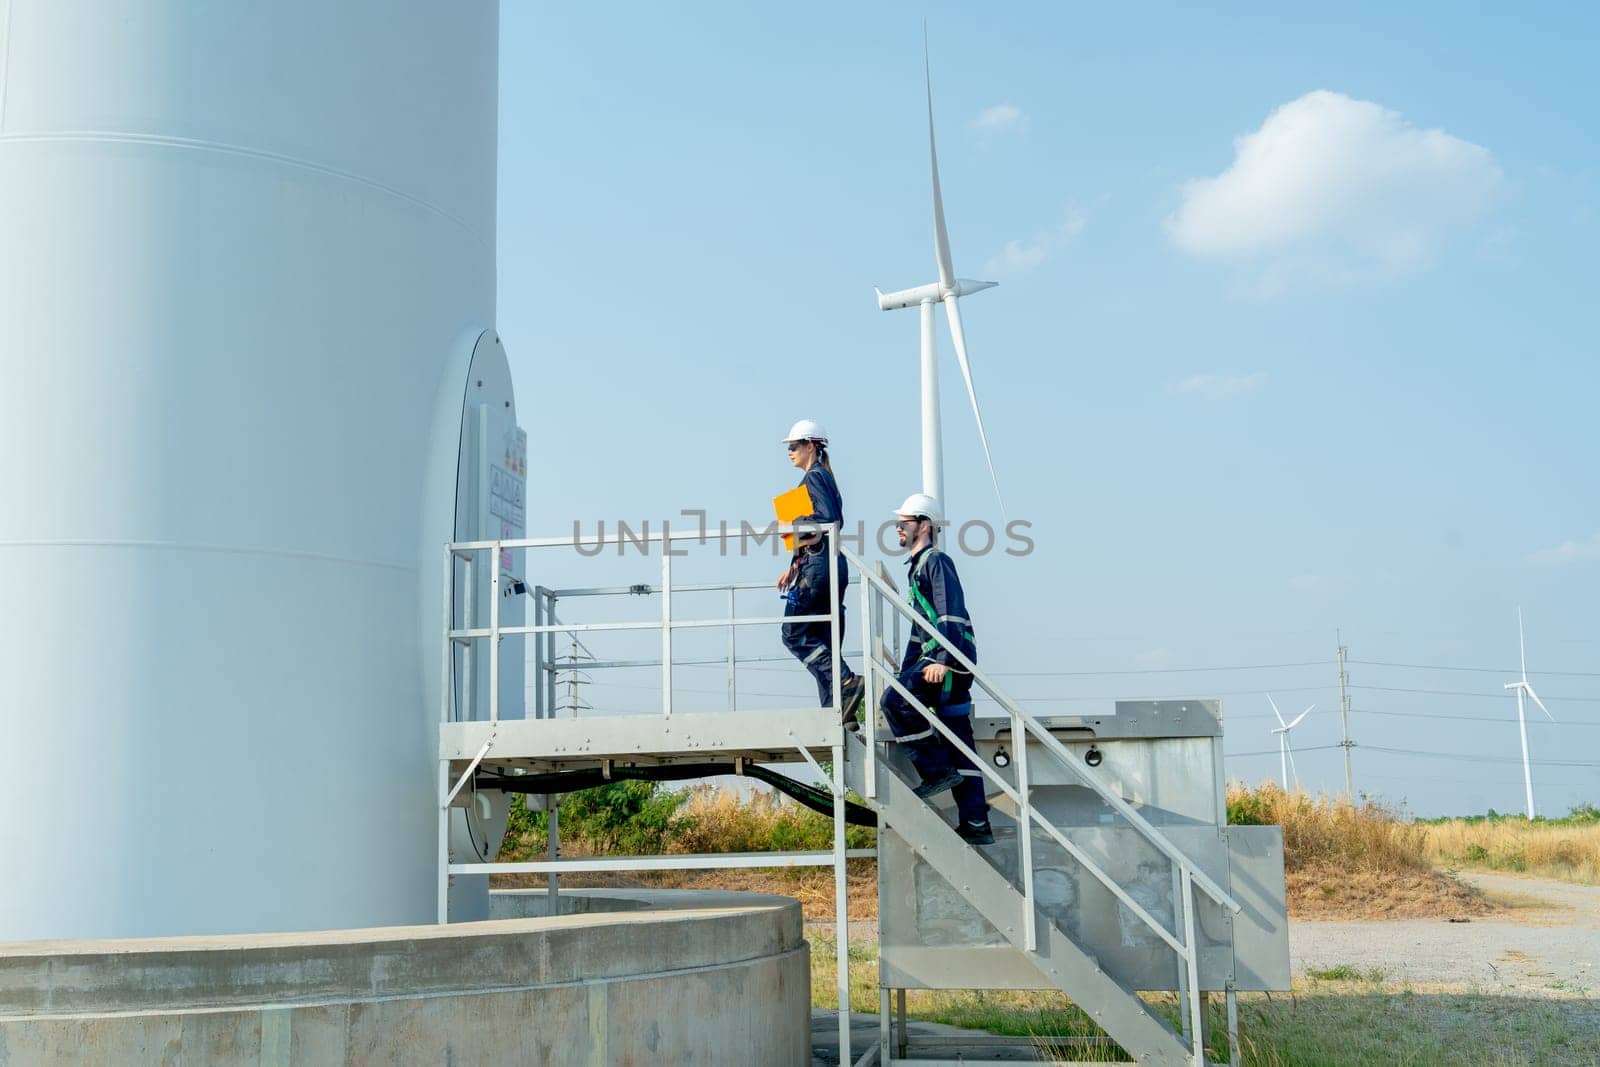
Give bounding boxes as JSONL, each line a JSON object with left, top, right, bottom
{"left": 881, "top": 544, "right": 991, "bottom": 830}
{"left": 781, "top": 465, "right": 856, "bottom": 707}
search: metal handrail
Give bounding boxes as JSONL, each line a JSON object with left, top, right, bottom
{"left": 449, "top": 615, "right": 827, "bottom": 638}
{"left": 449, "top": 523, "right": 823, "bottom": 551}
{"left": 849, "top": 552, "right": 1223, "bottom": 1061}
{"left": 843, "top": 543, "right": 1241, "bottom": 918}
{"left": 544, "top": 579, "right": 776, "bottom": 598}
{"left": 443, "top": 524, "right": 846, "bottom": 723}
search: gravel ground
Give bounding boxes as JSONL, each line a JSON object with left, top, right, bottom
{"left": 1291, "top": 870, "right": 1600, "bottom": 995}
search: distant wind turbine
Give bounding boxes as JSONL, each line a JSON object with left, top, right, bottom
{"left": 1267, "top": 694, "right": 1314, "bottom": 791}
{"left": 1504, "top": 607, "right": 1556, "bottom": 819}
{"left": 874, "top": 37, "right": 1004, "bottom": 517}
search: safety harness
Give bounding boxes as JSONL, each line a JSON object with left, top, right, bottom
{"left": 908, "top": 548, "right": 974, "bottom": 696}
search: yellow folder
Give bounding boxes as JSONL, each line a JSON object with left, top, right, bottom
{"left": 772, "top": 484, "right": 815, "bottom": 552}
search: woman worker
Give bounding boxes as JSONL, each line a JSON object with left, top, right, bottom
{"left": 777, "top": 419, "right": 865, "bottom": 720}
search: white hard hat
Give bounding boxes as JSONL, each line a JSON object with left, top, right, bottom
{"left": 782, "top": 419, "right": 828, "bottom": 445}
{"left": 892, "top": 493, "right": 943, "bottom": 524}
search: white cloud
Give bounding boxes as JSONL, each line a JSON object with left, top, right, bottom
{"left": 985, "top": 238, "right": 1049, "bottom": 275}
{"left": 970, "top": 104, "right": 1028, "bottom": 133}
{"left": 1288, "top": 574, "right": 1348, "bottom": 593}
{"left": 981, "top": 209, "right": 1086, "bottom": 277}
{"left": 1166, "top": 90, "right": 1501, "bottom": 290}
{"left": 1528, "top": 532, "right": 1600, "bottom": 565}
{"left": 1169, "top": 372, "right": 1266, "bottom": 399}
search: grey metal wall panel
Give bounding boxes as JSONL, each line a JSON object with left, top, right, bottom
{"left": 1222, "top": 825, "right": 1291, "bottom": 991}
{"left": 882, "top": 824, "right": 1247, "bottom": 991}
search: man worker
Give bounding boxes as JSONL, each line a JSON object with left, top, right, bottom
{"left": 875, "top": 493, "right": 993, "bottom": 845}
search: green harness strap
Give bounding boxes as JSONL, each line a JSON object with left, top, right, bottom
{"left": 908, "top": 550, "right": 974, "bottom": 697}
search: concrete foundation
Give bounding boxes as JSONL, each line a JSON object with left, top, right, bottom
{"left": 0, "top": 890, "right": 810, "bottom": 1066}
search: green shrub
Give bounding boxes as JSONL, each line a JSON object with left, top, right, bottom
{"left": 559, "top": 780, "right": 689, "bottom": 854}
{"left": 1226, "top": 785, "right": 1276, "bottom": 827}
{"left": 496, "top": 782, "right": 874, "bottom": 861}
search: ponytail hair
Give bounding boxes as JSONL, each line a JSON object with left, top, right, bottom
{"left": 813, "top": 440, "right": 832, "bottom": 473}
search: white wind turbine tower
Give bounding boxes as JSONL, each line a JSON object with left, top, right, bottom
{"left": 874, "top": 44, "right": 1004, "bottom": 516}
{"left": 1266, "top": 694, "right": 1314, "bottom": 791}
{"left": 1505, "top": 607, "right": 1556, "bottom": 819}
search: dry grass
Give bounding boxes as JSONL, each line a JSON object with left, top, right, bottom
{"left": 1228, "top": 782, "right": 1495, "bottom": 920}
{"left": 1420, "top": 817, "right": 1600, "bottom": 886}
{"left": 491, "top": 863, "right": 878, "bottom": 920}
{"left": 498, "top": 782, "right": 1578, "bottom": 922}
{"left": 1228, "top": 781, "right": 1432, "bottom": 871}
{"left": 666, "top": 787, "right": 873, "bottom": 854}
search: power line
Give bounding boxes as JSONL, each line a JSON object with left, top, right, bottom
{"left": 1352, "top": 659, "right": 1600, "bottom": 678}
{"left": 1227, "top": 744, "right": 1344, "bottom": 759}
{"left": 719, "top": 660, "right": 1339, "bottom": 678}
{"left": 1351, "top": 706, "right": 1600, "bottom": 726}
{"left": 1361, "top": 744, "right": 1600, "bottom": 769}
{"left": 974, "top": 684, "right": 1335, "bottom": 705}
{"left": 720, "top": 661, "right": 1600, "bottom": 691}
{"left": 974, "top": 660, "right": 1329, "bottom": 677}
{"left": 1359, "top": 771, "right": 1597, "bottom": 790}
{"left": 1351, "top": 683, "right": 1600, "bottom": 703}
{"left": 1228, "top": 743, "right": 1600, "bottom": 768}
{"left": 544, "top": 680, "right": 1600, "bottom": 722}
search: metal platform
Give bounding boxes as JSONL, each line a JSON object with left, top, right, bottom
{"left": 439, "top": 708, "right": 844, "bottom": 774}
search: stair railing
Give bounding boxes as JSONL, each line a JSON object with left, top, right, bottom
{"left": 846, "top": 545, "right": 1238, "bottom": 1063}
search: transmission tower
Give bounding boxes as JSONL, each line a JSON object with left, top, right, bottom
{"left": 1336, "top": 631, "right": 1355, "bottom": 797}
{"left": 555, "top": 633, "right": 595, "bottom": 718}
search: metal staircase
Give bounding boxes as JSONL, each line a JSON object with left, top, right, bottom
{"left": 844, "top": 733, "right": 1198, "bottom": 1065}
{"left": 841, "top": 546, "right": 1242, "bottom": 1066}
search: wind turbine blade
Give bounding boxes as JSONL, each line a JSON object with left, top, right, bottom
{"left": 942, "top": 295, "right": 1005, "bottom": 517}
{"left": 1284, "top": 706, "right": 1313, "bottom": 731}
{"left": 925, "top": 41, "right": 955, "bottom": 290}
{"left": 1518, "top": 606, "right": 1528, "bottom": 681}
{"left": 1266, "top": 693, "right": 1287, "bottom": 729}
{"left": 1286, "top": 740, "right": 1300, "bottom": 789}
{"left": 1525, "top": 684, "right": 1557, "bottom": 722}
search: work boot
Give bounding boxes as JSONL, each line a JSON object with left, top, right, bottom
{"left": 913, "top": 770, "right": 961, "bottom": 799}
{"left": 839, "top": 675, "right": 865, "bottom": 724}
{"left": 956, "top": 819, "right": 995, "bottom": 846}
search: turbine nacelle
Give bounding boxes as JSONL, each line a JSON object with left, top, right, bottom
{"left": 875, "top": 279, "right": 998, "bottom": 311}
{"left": 1505, "top": 681, "right": 1556, "bottom": 721}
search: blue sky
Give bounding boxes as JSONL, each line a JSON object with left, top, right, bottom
{"left": 496, "top": 4, "right": 1599, "bottom": 817}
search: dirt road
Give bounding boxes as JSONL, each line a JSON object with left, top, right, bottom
{"left": 1291, "top": 870, "right": 1600, "bottom": 995}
